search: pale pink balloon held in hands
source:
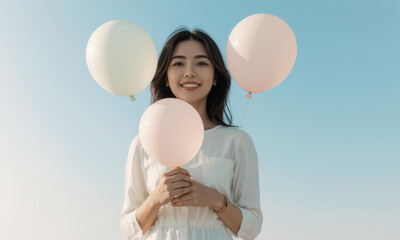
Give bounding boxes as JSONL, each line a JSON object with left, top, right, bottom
{"left": 139, "top": 98, "right": 204, "bottom": 167}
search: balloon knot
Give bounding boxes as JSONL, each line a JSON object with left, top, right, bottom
{"left": 130, "top": 96, "right": 137, "bottom": 102}
{"left": 245, "top": 92, "right": 252, "bottom": 99}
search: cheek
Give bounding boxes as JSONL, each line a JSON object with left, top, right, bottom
{"left": 166, "top": 71, "right": 179, "bottom": 96}
{"left": 201, "top": 70, "right": 215, "bottom": 85}
{"left": 205, "top": 67, "right": 215, "bottom": 78}
{"left": 167, "top": 69, "right": 181, "bottom": 83}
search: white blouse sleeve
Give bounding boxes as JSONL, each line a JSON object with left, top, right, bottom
{"left": 120, "top": 136, "right": 149, "bottom": 240}
{"left": 231, "top": 131, "right": 263, "bottom": 240}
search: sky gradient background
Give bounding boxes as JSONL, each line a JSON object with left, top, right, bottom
{"left": 1, "top": 0, "right": 399, "bottom": 239}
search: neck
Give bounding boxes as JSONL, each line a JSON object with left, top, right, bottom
{"left": 188, "top": 100, "right": 217, "bottom": 130}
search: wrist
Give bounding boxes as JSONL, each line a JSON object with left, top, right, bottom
{"left": 149, "top": 192, "right": 163, "bottom": 209}
{"left": 213, "top": 194, "right": 227, "bottom": 213}
{"left": 211, "top": 191, "right": 225, "bottom": 211}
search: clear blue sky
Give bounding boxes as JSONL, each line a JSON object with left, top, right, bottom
{"left": 1, "top": 0, "right": 399, "bottom": 239}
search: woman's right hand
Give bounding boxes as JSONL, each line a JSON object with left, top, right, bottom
{"left": 150, "top": 167, "right": 192, "bottom": 206}
{"left": 135, "top": 167, "right": 192, "bottom": 234}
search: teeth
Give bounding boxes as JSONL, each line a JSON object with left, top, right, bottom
{"left": 182, "top": 84, "right": 200, "bottom": 87}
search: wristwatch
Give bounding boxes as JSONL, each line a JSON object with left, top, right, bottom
{"left": 213, "top": 194, "right": 228, "bottom": 214}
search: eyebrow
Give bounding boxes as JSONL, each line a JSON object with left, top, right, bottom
{"left": 171, "top": 55, "right": 210, "bottom": 60}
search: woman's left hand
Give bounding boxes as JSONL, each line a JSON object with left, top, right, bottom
{"left": 170, "top": 180, "right": 223, "bottom": 210}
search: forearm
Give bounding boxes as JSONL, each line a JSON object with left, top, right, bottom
{"left": 211, "top": 193, "right": 243, "bottom": 235}
{"left": 135, "top": 168, "right": 192, "bottom": 234}
{"left": 135, "top": 192, "right": 162, "bottom": 234}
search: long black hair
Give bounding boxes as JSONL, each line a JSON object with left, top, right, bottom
{"left": 150, "top": 28, "right": 233, "bottom": 127}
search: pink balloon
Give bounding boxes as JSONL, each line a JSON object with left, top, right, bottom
{"left": 226, "top": 13, "right": 297, "bottom": 94}
{"left": 139, "top": 98, "right": 204, "bottom": 167}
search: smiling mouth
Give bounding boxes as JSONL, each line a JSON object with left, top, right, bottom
{"left": 179, "top": 81, "right": 202, "bottom": 90}
{"left": 180, "top": 83, "right": 201, "bottom": 88}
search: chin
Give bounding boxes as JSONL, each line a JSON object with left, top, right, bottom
{"left": 177, "top": 96, "right": 206, "bottom": 106}
{"left": 175, "top": 94, "right": 198, "bottom": 101}
{"left": 178, "top": 97, "right": 199, "bottom": 104}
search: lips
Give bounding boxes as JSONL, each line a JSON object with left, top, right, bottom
{"left": 180, "top": 81, "right": 201, "bottom": 88}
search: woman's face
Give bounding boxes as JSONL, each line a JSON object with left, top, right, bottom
{"left": 167, "top": 40, "right": 216, "bottom": 107}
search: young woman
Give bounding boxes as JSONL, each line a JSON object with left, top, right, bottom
{"left": 121, "top": 29, "right": 262, "bottom": 240}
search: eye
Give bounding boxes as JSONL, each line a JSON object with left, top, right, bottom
{"left": 172, "top": 61, "right": 184, "bottom": 66}
{"left": 197, "top": 61, "right": 209, "bottom": 66}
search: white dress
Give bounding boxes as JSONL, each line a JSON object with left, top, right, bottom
{"left": 120, "top": 125, "right": 262, "bottom": 240}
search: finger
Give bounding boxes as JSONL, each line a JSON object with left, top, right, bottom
{"left": 170, "top": 167, "right": 191, "bottom": 177}
{"left": 169, "top": 173, "right": 191, "bottom": 184}
{"left": 170, "top": 186, "right": 192, "bottom": 199}
{"left": 171, "top": 192, "right": 192, "bottom": 203}
{"left": 190, "top": 180, "right": 198, "bottom": 185}
{"left": 170, "top": 181, "right": 191, "bottom": 190}
{"left": 171, "top": 198, "right": 192, "bottom": 207}
{"left": 164, "top": 167, "right": 191, "bottom": 177}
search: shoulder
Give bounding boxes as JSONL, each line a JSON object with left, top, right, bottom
{"left": 215, "top": 126, "right": 254, "bottom": 143}
{"left": 128, "top": 135, "right": 147, "bottom": 157}
{"left": 215, "top": 126, "right": 258, "bottom": 165}
{"left": 208, "top": 126, "right": 256, "bottom": 152}
{"left": 126, "top": 135, "right": 150, "bottom": 168}
{"left": 130, "top": 135, "right": 140, "bottom": 147}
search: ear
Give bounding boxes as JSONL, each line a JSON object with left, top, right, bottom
{"left": 166, "top": 80, "right": 169, "bottom": 87}
{"left": 213, "top": 79, "right": 217, "bottom": 86}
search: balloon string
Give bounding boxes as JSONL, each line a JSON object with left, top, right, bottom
{"left": 130, "top": 96, "right": 162, "bottom": 186}
{"left": 130, "top": 96, "right": 140, "bottom": 122}
{"left": 240, "top": 95, "right": 251, "bottom": 128}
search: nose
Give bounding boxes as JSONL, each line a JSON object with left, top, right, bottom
{"left": 184, "top": 72, "right": 196, "bottom": 78}
{"left": 184, "top": 63, "right": 196, "bottom": 78}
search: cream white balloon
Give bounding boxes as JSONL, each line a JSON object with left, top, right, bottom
{"left": 139, "top": 98, "right": 204, "bottom": 167}
{"left": 86, "top": 20, "right": 157, "bottom": 97}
